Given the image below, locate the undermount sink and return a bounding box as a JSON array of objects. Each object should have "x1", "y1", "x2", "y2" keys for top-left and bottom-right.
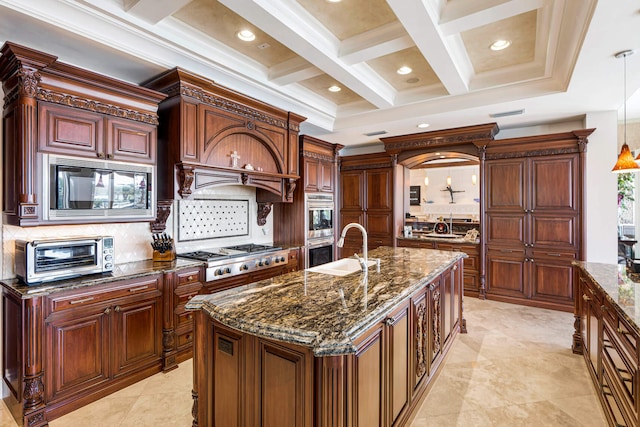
[{"x1": 307, "y1": 258, "x2": 378, "y2": 276}]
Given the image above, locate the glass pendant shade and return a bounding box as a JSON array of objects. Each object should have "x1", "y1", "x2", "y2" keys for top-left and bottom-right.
[{"x1": 612, "y1": 143, "x2": 639, "y2": 173}]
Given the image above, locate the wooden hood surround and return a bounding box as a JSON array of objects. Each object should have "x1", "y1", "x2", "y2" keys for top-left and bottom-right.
[{"x1": 143, "y1": 69, "x2": 306, "y2": 214}]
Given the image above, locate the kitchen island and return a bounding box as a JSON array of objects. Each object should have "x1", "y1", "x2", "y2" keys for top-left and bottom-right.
[{"x1": 186, "y1": 246, "x2": 465, "y2": 427}]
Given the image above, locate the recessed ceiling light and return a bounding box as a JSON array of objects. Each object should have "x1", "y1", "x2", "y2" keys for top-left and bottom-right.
[
  {"x1": 490, "y1": 39, "x2": 511, "y2": 51},
  {"x1": 435, "y1": 152, "x2": 441, "y2": 156},
  {"x1": 327, "y1": 0, "x2": 342, "y2": 2},
  {"x1": 397, "y1": 66, "x2": 412, "y2": 75},
  {"x1": 237, "y1": 30, "x2": 256, "y2": 42},
  {"x1": 417, "y1": 123, "x2": 430, "y2": 129},
  {"x1": 328, "y1": 85, "x2": 341, "y2": 92},
  {"x1": 440, "y1": 155, "x2": 446, "y2": 159}
]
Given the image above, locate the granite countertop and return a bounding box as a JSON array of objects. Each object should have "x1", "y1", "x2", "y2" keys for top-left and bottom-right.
[
  {"x1": 397, "y1": 235, "x2": 480, "y2": 245},
  {"x1": 186, "y1": 246, "x2": 465, "y2": 356},
  {"x1": 574, "y1": 261, "x2": 640, "y2": 335},
  {"x1": 1, "y1": 258, "x2": 204, "y2": 299}
]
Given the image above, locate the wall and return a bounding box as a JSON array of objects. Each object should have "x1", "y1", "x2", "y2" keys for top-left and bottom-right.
[
  {"x1": 409, "y1": 166, "x2": 480, "y2": 220},
  {"x1": 586, "y1": 111, "x2": 618, "y2": 263}
]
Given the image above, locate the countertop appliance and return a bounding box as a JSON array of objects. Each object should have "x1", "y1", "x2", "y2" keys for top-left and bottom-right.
[
  {"x1": 178, "y1": 244, "x2": 290, "y2": 282},
  {"x1": 15, "y1": 236, "x2": 114, "y2": 285}
]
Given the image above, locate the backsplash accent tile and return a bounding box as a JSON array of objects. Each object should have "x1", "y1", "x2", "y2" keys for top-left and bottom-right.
[{"x1": 178, "y1": 199, "x2": 249, "y2": 241}]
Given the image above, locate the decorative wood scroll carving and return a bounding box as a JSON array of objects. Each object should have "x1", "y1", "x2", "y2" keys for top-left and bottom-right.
[
  {"x1": 432, "y1": 290, "x2": 441, "y2": 355},
  {"x1": 150, "y1": 200, "x2": 173, "y2": 233},
  {"x1": 286, "y1": 178, "x2": 297, "y2": 201},
  {"x1": 257, "y1": 202, "x2": 273, "y2": 226},
  {"x1": 415, "y1": 301, "x2": 427, "y2": 379}
]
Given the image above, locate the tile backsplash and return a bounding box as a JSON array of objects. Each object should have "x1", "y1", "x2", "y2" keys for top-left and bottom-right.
[{"x1": 2, "y1": 222, "x2": 153, "y2": 279}]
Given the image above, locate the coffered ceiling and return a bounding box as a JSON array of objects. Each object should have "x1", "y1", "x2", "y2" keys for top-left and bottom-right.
[{"x1": 0, "y1": 0, "x2": 639, "y2": 146}]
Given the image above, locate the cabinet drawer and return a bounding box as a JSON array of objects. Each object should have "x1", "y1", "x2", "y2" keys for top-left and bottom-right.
[
  {"x1": 48, "y1": 275, "x2": 162, "y2": 313},
  {"x1": 602, "y1": 324, "x2": 637, "y2": 424},
  {"x1": 175, "y1": 287, "x2": 201, "y2": 306},
  {"x1": 616, "y1": 315, "x2": 638, "y2": 360},
  {"x1": 175, "y1": 309, "x2": 195, "y2": 328},
  {"x1": 176, "y1": 329, "x2": 194, "y2": 348},
  {"x1": 601, "y1": 366, "x2": 634, "y2": 427},
  {"x1": 176, "y1": 268, "x2": 201, "y2": 287},
  {"x1": 531, "y1": 250, "x2": 576, "y2": 261}
]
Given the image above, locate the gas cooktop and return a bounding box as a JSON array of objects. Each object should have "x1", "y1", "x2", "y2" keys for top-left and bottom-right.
[{"x1": 178, "y1": 244, "x2": 282, "y2": 262}]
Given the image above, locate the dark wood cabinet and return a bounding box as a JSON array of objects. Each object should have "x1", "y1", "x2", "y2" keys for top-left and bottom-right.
[
  {"x1": 38, "y1": 103, "x2": 157, "y2": 163},
  {"x1": 483, "y1": 130, "x2": 593, "y2": 311},
  {"x1": 0, "y1": 42, "x2": 165, "y2": 226},
  {"x1": 42, "y1": 274, "x2": 163, "y2": 420},
  {"x1": 192, "y1": 256, "x2": 464, "y2": 427},
  {"x1": 574, "y1": 269, "x2": 640, "y2": 427},
  {"x1": 339, "y1": 153, "x2": 403, "y2": 258}
]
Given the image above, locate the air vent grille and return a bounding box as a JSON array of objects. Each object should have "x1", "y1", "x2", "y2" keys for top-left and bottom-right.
[
  {"x1": 489, "y1": 109, "x2": 525, "y2": 118},
  {"x1": 364, "y1": 130, "x2": 388, "y2": 137}
]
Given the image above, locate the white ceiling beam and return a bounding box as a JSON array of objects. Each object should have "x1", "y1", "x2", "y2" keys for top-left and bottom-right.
[
  {"x1": 124, "y1": 0, "x2": 193, "y2": 25},
  {"x1": 268, "y1": 56, "x2": 323, "y2": 85},
  {"x1": 439, "y1": 0, "x2": 547, "y2": 36},
  {"x1": 339, "y1": 21, "x2": 414, "y2": 65},
  {"x1": 387, "y1": 0, "x2": 470, "y2": 95},
  {"x1": 218, "y1": 0, "x2": 396, "y2": 109}
]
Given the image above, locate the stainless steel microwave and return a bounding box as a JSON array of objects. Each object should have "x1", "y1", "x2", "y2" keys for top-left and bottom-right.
[
  {"x1": 15, "y1": 236, "x2": 114, "y2": 285},
  {"x1": 41, "y1": 153, "x2": 156, "y2": 222}
]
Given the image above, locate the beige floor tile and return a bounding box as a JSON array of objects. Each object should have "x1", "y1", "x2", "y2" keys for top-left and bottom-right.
[
  {"x1": 119, "y1": 391, "x2": 193, "y2": 427},
  {"x1": 48, "y1": 396, "x2": 137, "y2": 427}
]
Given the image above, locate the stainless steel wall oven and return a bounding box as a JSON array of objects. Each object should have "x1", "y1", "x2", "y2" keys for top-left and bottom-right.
[{"x1": 305, "y1": 194, "x2": 335, "y2": 268}]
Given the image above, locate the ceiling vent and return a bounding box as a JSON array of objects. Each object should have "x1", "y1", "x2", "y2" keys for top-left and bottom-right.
[
  {"x1": 364, "y1": 130, "x2": 388, "y2": 136},
  {"x1": 489, "y1": 109, "x2": 525, "y2": 118}
]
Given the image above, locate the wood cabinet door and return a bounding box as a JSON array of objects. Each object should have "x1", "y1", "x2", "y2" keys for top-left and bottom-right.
[
  {"x1": 107, "y1": 118, "x2": 156, "y2": 164},
  {"x1": 485, "y1": 250, "x2": 527, "y2": 299},
  {"x1": 320, "y1": 160, "x2": 334, "y2": 192},
  {"x1": 304, "y1": 157, "x2": 319, "y2": 192},
  {"x1": 352, "y1": 322, "x2": 385, "y2": 427},
  {"x1": 529, "y1": 257, "x2": 574, "y2": 307},
  {"x1": 341, "y1": 171, "x2": 364, "y2": 210},
  {"x1": 366, "y1": 169, "x2": 392, "y2": 210},
  {"x1": 485, "y1": 212, "x2": 526, "y2": 247},
  {"x1": 256, "y1": 339, "x2": 313, "y2": 427},
  {"x1": 530, "y1": 155, "x2": 578, "y2": 212},
  {"x1": 38, "y1": 102, "x2": 104, "y2": 157},
  {"x1": 485, "y1": 159, "x2": 526, "y2": 212},
  {"x1": 45, "y1": 306, "x2": 110, "y2": 403},
  {"x1": 111, "y1": 295, "x2": 162, "y2": 378},
  {"x1": 530, "y1": 214, "x2": 579, "y2": 250},
  {"x1": 386, "y1": 301, "x2": 411, "y2": 426}
]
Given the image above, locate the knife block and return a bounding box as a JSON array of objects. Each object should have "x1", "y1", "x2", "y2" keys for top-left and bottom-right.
[{"x1": 153, "y1": 247, "x2": 176, "y2": 262}]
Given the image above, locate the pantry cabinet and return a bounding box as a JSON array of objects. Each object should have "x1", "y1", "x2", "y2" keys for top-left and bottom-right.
[
  {"x1": 484, "y1": 130, "x2": 593, "y2": 311},
  {"x1": 339, "y1": 153, "x2": 404, "y2": 258}
]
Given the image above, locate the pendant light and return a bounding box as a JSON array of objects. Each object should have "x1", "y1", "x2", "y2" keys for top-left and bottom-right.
[{"x1": 612, "y1": 50, "x2": 638, "y2": 173}]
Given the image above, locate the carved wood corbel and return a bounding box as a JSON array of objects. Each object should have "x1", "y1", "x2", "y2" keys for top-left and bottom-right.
[
  {"x1": 176, "y1": 164, "x2": 194, "y2": 198},
  {"x1": 150, "y1": 200, "x2": 173, "y2": 233},
  {"x1": 286, "y1": 178, "x2": 297, "y2": 201},
  {"x1": 257, "y1": 202, "x2": 273, "y2": 226}
]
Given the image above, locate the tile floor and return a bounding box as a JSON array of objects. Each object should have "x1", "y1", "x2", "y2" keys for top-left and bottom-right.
[{"x1": 0, "y1": 298, "x2": 607, "y2": 426}]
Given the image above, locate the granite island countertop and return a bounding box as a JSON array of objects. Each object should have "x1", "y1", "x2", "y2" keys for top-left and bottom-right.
[
  {"x1": 1, "y1": 258, "x2": 204, "y2": 299},
  {"x1": 186, "y1": 246, "x2": 465, "y2": 356},
  {"x1": 574, "y1": 261, "x2": 640, "y2": 336}
]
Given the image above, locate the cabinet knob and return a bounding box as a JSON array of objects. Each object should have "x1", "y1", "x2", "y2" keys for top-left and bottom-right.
[
  {"x1": 97, "y1": 152, "x2": 105, "y2": 159},
  {"x1": 114, "y1": 305, "x2": 121, "y2": 312},
  {"x1": 601, "y1": 305, "x2": 608, "y2": 311},
  {"x1": 104, "y1": 307, "x2": 111, "y2": 314},
  {"x1": 453, "y1": 265, "x2": 458, "y2": 271},
  {"x1": 106, "y1": 153, "x2": 114, "y2": 159},
  {"x1": 384, "y1": 318, "x2": 394, "y2": 326},
  {"x1": 582, "y1": 295, "x2": 591, "y2": 302},
  {"x1": 188, "y1": 275, "x2": 194, "y2": 281}
]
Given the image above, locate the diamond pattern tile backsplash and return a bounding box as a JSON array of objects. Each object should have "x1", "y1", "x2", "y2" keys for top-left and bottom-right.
[{"x1": 178, "y1": 199, "x2": 249, "y2": 241}]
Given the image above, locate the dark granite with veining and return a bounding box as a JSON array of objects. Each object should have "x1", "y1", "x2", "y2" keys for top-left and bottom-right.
[
  {"x1": 186, "y1": 246, "x2": 465, "y2": 356},
  {"x1": 1, "y1": 258, "x2": 204, "y2": 299},
  {"x1": 574, "y1": 261, "x2": 640, "y2": 336}
]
